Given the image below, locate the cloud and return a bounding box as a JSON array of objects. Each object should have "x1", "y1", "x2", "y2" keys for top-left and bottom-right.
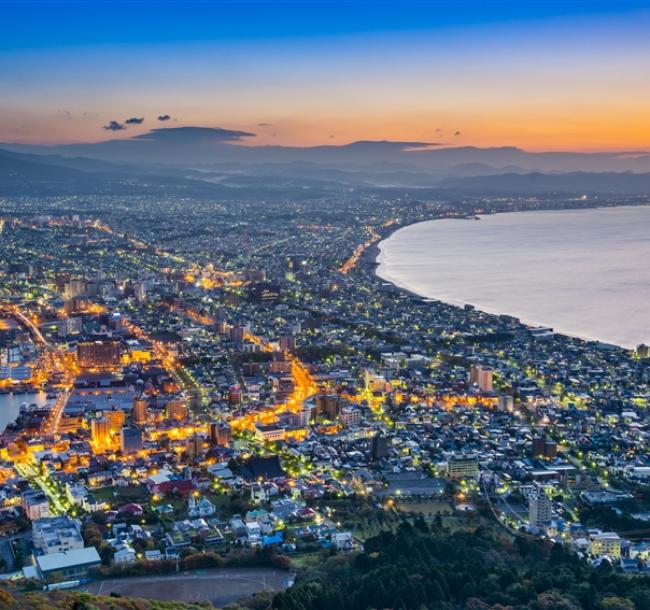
[
  {"x1": 125, "y1": 117, "x2": 144, "y2": 125},
  {"x1": 132, "y1": 126, "x2": 255, "y2": 143},
  {"x1": 103, "y1": 120, "x2": 126, "y2": 131},
  {"x1": 157, "y1": 114, "x2": 171, "y2": 121}
]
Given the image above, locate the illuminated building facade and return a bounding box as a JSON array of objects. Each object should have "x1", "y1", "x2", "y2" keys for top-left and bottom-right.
[{"x1": 77, "y1": 340, "x2": 122, "y2": 369}]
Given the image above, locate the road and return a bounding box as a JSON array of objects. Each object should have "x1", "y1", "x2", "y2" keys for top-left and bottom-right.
[
  {"x1": 14, "y1": 461, "x2": 71, "y2": 515},
  {"x1": 45, "y1": 387, "x2": 71, "y2": 436}
]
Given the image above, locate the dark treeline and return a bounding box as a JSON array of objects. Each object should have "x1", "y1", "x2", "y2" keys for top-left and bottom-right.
[{"x1": 272, "y1": 521, "x2": 650, "y2": 610}]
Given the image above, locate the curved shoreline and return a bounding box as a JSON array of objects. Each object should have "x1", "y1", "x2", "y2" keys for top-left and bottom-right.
[{"x1": 372, "y1": 207, "x2": 650, "y2": 351}]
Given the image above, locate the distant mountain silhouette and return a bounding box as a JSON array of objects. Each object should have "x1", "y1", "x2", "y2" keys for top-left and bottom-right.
[
  {"x1": 4, "y1": 126, "x2": 650, "y2": 173},
  {"x1": 3, "y1": 145, "x2": 650, "y2": 198},
  {"x1": 438, "y1": 171, "x2": 650, "y2": 194}
]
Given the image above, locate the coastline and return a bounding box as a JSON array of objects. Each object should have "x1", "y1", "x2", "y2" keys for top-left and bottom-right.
[{"x1": 370, "y1": 206, "x2": 650, "y2": 351}]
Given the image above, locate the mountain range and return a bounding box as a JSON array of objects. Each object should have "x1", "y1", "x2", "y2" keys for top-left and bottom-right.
[
  {"x1": 2, "y1": 126, "x2": 650, "y2": 197},
  {"x1": 4, "y1": 126, "x2": 650, "y2": 173}
]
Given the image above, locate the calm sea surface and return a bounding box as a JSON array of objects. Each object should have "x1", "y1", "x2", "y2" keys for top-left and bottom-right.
[
  {"x1": 0, "y1": 392, "x2": 51, "y2": 432},
  {"x1": 377, "y1": 205, "x2": 650, "y2": 348}
]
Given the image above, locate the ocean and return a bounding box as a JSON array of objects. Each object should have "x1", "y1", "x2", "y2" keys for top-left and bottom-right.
[{"x1": 376, "y1": 205, "x2": 650, "y2": 348}]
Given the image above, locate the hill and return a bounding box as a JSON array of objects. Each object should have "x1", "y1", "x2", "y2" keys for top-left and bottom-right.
[{"x1": 0, "y1": 586, "x2": 212, "y2": 609}]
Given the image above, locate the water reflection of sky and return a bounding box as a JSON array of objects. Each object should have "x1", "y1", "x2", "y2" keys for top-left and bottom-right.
[
  {"x1": 0, "y1": 392, "x2": 52, "y2": 432},
  {"x1": 378, "y1": 205, "x2": 650, "y2": 348}
]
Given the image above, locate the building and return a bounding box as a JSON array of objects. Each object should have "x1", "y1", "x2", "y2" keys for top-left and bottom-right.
[
  {"x1": 105, "y1": 408, "x2": 125, "y2": 433},
  {"x1": 340, "y1": 406, "x2": 361, "y2": 427},
  {"x1": 281, "y1": 406, "x2": 313, "y2": 427},
  {"x1": 447, "y1": 455, "x2": 479, "y2": 481},
  {"x1": 91, "y1": 416, "x2": 111, "y2": 450},
  {"x1": 528, "y1": 492, "x2": 552, "y2": 528},
  {"x1": 120, "y1": 426, "x2": 143, "y2": 454},
  {"x1": 22, "y1": 490, "x2": 51, "y2": 521},
  {"x1": 77, "y1": 340, "x2": 122, "y2": 369},
  {"x1": 590, "y1": 532, "x2": 622, "y2": 558},
  {"x1": 65, "y1": 482, "x2": 87, "y2": 507},
  {"x1": 254, "y1": 424, "x2": 286, "y2": 443},
  {"x1": 636, "y1": 344, "x2": 650, "y2": 359},
  {"x1": 32, "y1": 516, "x2": 84, "y2": 555},
  {"x1": 532, "y1": 436, "x2": 558, "y2": 460},
  {"x1": 279, "y1": 334, "x2": 296, "y2": 352},
  {"x1": 315, "y1": 394, "x2": 341, "y2": 420},
  {"x1": 186, "y1": 434, "x2": 204, "y2": 459},
  {"x1": 209, "y1": 422, "x2": 232, "y2": 447},
  {"x1": 248, "y1": 282, "x2": 281, "y2": 303},
  {"x1": 63, "y1": 279, "x2": 86, "y2": 299},
  {"x1": 132, "y1": 397, "x2": 148, "y2": 424},
  {"x1": 133, "y1": 282, "x2": 147, "y2": 302},
  {"x1": 497, "y1": 395, "x2": 514, "y2": 412},
  {"x1": 371, "y1": 434, "x2": 390, "y2": 461},
  {"x1": 167, "y1": 399, "x2": 188, "y2": 422},
  {"x1": 332, "y1": 531, "x2": 354, "y2": 551},
  {"x1": 470, "y1": 364, "x2": 493, "y2": 393},
  {"x1": 188, "y1": 494, "x2": 216, "y2": 518},
  {"x1": 35, "y1": 547, "x2": 101, "y2": 582}
]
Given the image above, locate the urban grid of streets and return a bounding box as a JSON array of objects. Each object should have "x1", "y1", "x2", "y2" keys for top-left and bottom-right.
[{"x1": 0, "y1": 191, "x2": 650, "y2": 579}]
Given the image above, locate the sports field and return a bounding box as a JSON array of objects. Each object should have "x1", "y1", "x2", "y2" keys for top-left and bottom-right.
[{"x1": 84, "y1": 567, "x2": 292, "y2": 606}]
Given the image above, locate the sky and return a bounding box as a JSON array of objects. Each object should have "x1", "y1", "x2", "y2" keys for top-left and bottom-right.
[{"x1": 1, "y1": 0, "x2": 650, "y2": 151}]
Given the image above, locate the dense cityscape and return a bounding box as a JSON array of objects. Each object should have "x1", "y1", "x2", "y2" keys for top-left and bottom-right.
[
  {"x1": 0, "y1": 188, "x2": 648, "y2": 609},
  {"x1": 3, "y1": 1, "x2": 650, "y2": 608}
]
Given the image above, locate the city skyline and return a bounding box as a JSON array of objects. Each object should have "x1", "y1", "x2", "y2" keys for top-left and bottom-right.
[
  {"x1": 2, "y1": 0, "x2": 650, "y2": 151},
  {"x1": 4, "y1": 3, "x2": 650, "y2": 608}
]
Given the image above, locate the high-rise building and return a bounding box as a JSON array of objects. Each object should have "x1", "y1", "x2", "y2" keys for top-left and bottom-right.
[
  {"x1": 77, "y1": 340, "x2": 122, "y2": 369},
  {"x1": 470, "y1": 364, "x2": 493, "y2": 393},
  {"x1": 133, "y1": 282, "x2": 146, "y2": 302},
  {"x1": 497, "y1": 395, "x2": 514, "y2": 412},
  {"x1": 279, "y1": 334, "x2": 296, "y2": 353},
  {"x1": 315, "y1": 394, "x2": 340, "y2": 420},
  {"x1": 228, "y1": 325, "x2": 248, "y2": 344},
  {"x1": 132, "y1": 398, "x2": 148, "y2": 424},
  {"x1": 532, "y1": 436, "x2": 557, "y2": 460},
  {"x1": 209, "y1": 422, "x2": 232, "y2": 447},
  {"x1": 371, "y1": 434, "x2": 390, "y2": 461},
  {"x1": 340, "y1": 406, "x2": 361, "y2": 427},
  {"x1": 64, "y1": 279, "x2": 86, "y2": 299},
  {"x1": 186, "y1": 434, "x2": 204, "y2": 459},
  {"x1": 529, "y1": 492, "x2": 552, "y2": 528},
  {"x1": 120, "y1": 426, "x2": 143, "y2": 454},
  {"x1": 105, "y1": 409, "x2": 125, "y2": 433},
  {"x1": 167, "y1": 399, "x2": 188, "y2": 422},
  {"x1": 532, "y1": 436, "x2": 546, "y2": 458},
  {"x1": 91, "y1": 417, "x2": 110, "y2": 450}
]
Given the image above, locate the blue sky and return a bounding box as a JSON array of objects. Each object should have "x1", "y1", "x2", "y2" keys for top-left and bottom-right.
[
  {"x1": 2, "y1": 1, "x2": 650, "y2": 149},
  {"x1": 3, "y1": 1, "x2": 648, "y2": 49}
]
